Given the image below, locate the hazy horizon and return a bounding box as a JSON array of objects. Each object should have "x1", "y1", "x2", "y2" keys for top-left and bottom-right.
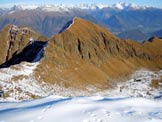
[{"x1": 0, "y1": 0, "x2": 162, "y2": 8}]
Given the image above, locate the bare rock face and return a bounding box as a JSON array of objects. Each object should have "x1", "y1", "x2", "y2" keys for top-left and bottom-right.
[
  {"x1": 35, "y1": 18, "x2": 162, "y2": 90},
  {"x1": 0, "y1": 24, "x2": 47, "y2": 67}
]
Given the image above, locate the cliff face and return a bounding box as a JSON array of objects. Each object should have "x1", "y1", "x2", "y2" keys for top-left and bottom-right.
[
  {"x1": 0, "y1": 25, "x2": 47, "y2": 67},
  {"x1": 35, "y1": 18, "x2": 162, "y2": 90}
]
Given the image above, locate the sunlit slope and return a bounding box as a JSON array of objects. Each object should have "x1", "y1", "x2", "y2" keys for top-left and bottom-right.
[{"x1": 35, "y1": 18, "x2": 162, "y2": 90}]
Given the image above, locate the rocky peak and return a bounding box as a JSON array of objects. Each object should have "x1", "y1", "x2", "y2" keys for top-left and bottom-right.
[
  {"x1": 34, "y1": 18, "x2": 162, "y2": 90},
  {"x1": 0, "y1": 24, "x2": 47, "y2": 67},
  {"x1": 51, "y1": 18, "x2": 156, "y2": 62},
  {"x1": 52, "y1": 17, "x2": 122, "y2": 62}
]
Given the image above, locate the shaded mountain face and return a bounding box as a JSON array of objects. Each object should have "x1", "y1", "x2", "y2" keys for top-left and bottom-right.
[
  {"x1": 35, "y1": 18, "x2": 162, "y2": 90},
  {"x1": 0, "y1": 24, "x2": 47, "y2": 67}
]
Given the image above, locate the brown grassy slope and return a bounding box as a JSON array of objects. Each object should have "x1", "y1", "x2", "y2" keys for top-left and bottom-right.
[
  {"x1": 143, "y1": 37, "x2": 162, "y2": 57},
  {"x1": 35, "y1": 18, "x2": 162, "y2": 90},
  {"x1": 0, "y1": 24, "x2": 47, "y2": 65},
  {"x1": 0, "y1": 25, "x2": 9, "y2": 64}
]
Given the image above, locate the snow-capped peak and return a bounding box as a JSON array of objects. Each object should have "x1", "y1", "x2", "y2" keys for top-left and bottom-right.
[
  {"x1": 112, "y1": 2, "x2": 139, "y2": 10},
  {"x1": 0, "y1": 3, "x2": 153, "y2": 12},
  {"x1": 7, "y1": 4, "x2": 101, "y2": 12},
  {"x1": 11, "y1": 5, "x2": 38, "y2": 10},
  {"x1": 114, "y1": 2, "x2": 124, "y2": 9}
]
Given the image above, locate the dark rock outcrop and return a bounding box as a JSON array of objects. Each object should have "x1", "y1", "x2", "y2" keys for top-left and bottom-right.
[{"x1": 0, "y1": 41, "x2": 48, "y2": 68}]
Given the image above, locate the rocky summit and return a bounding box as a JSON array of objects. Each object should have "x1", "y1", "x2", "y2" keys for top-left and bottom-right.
[{"x1": 0, "y1": 24, "x2": 47, "y2": 68}]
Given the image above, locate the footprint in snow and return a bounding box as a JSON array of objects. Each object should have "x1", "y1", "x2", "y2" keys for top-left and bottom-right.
[
  {"x1": 41, "y1": 105, "x2": 52, "y2": 113},
  {"x1": 152, "y1": 112, "x2": 162, "y2": 119},
  {"x1": 91, "y1": 117, "x2": 103, "y2": 122},
  {"x1": 121, "y1": 110, "x2": 136, "y2": 116},
  {"x1": 103, "y1": 110, "x2": 110, "y2": 117},
  {"x1": 148, "y1": 117, "x2": 154, "y2": 120}
]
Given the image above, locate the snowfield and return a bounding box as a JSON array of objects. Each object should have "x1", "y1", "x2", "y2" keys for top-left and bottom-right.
[{"x1": 0, "y1": 96, "x2": 162, "y2": 122}]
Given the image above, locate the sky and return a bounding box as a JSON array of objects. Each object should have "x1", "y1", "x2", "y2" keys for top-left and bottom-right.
[{"x1": 0, "y1": 0, "x2": 162, "y2": 8}]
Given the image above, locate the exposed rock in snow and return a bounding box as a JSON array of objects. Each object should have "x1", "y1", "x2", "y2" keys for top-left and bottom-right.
[{"x1": 98, "y1": 69, "x2": 162, "y2": 99}]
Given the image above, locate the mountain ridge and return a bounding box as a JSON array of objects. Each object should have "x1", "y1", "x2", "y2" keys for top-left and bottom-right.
[{"x1": 33, "y1": 18, "x2": 162, "y2": 90}]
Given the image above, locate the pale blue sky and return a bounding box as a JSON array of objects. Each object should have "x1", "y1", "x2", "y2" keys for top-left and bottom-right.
[{"x1": 0, "y1": 0, "x2": 162, "y2": 8}]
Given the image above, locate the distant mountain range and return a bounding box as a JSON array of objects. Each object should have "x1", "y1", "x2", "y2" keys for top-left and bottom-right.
[
  {"x1": 0, "y1": 2, "x2": 147, "y2": 12},
  {"x1": 118, "y1": 29, "x2": 147, "y2": 42},
  {"x1": 0, "y1": 2, "x2": 162, "y2": 41},
  {"x1": 153, "y1": 29, "x2": 162, "y2": 37}
]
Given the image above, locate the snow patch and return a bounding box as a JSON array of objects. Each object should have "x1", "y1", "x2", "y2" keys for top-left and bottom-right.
[
  {"x1": 66, "y1": 17, "x2": 76, "y2": 30},
  {"x1": 59, "y1": 17, "x2": 77, "y2": 33},
  {"x1": 97, "y1": 69, "x2": 162, "y2": 99}
]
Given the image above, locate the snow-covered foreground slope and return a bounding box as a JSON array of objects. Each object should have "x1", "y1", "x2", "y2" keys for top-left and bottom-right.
[{"x1": 0, "y1": 96, "x2": 162, "y2": 122}]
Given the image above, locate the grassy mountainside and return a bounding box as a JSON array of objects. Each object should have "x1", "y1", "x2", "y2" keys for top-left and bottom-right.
[{"x1": 35, "y1": 18, "x2": 162, "y2": 90}]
